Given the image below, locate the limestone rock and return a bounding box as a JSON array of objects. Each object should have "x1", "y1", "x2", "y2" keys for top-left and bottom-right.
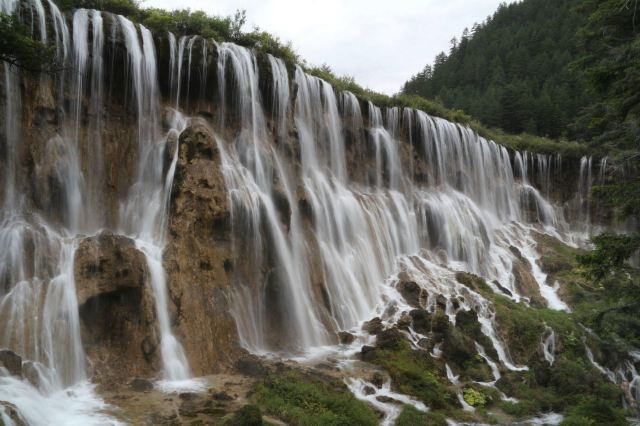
[
  {"x1": 74, "y1": 232, "x2": 159, "y2": 386},
  {"x1": 0, "y1": 401, "x2": 27, "y2": 426},
  {"x1": 362, "y1": 317, "x2": 384, "y2": 335},
  {"x1": 130, "y1": 378, "x2": 154, "y2": 392},
  {"x1": 396, "y1": 278, "x2": 425, "y2": 308},
  {"x1": 0, "y1": 350, "x2": 21, "y2": 377},
  {"x1": 164, "y1": 120, "x2": 241, "y2": 375},
  {"x1": 338, "y1": 331, "x2": 356, "y2": 345},
  {"x1": 74, "y1": 232, "x2": 147, "y2": 306},
  {"x1": 511, "y1": 254, "x2": 545, "y2": 307}
]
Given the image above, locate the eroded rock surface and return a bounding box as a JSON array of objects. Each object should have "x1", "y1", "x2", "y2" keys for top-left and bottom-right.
[{"x1": 74, "y1": 232, "x2": 159, "y2": 386}]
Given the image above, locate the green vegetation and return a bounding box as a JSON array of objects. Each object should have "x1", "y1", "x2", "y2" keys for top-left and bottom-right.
[
  {"x1": 250, "y1": 370, "x2": 378, "y2": 426},
  {"x1": 403, "y1": 0, "x2": 589, "y2": 139},
  {"x1": 225, "y1": 404, "x2": 264, "y2": 426},
  {"x1": 462, "y1": 387, "x2": 486, "y2": 408},
  {"x1": 369, "y1": 340, "x2": 455, "y2": 410},
  {"x1": 396, "y1": 405, "x2": 447, "y2": 426},
  {"x1": 0, "y1": 12, "x2": 56, "y2": 72}
]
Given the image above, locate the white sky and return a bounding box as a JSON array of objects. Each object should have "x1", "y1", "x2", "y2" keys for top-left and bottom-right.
[{"x1": 146, "y1": 0, "x2": 515, "y2": 94}]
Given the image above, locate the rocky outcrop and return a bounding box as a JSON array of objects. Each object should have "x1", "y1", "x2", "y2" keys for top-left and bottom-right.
[
  {"x1": 509, "y1": 246, "x2": 545, "y2": 307},
  {"x1": 0, "y1": 350, "x2": 22, "y2": 377},
  {"x1": 165, "y1": 119, "x2": 242, "y2": 375},
  {"x1": 74, "y1": 232, "x2": 159, "y2": 386}
]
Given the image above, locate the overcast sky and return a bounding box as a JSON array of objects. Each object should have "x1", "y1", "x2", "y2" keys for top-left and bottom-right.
[{"x1": 146, "y1": 0, "x2": 515, "y2": 94}]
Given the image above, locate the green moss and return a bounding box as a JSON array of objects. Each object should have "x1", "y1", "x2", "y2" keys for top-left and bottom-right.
[
  {"x1": 396, "y1": 405, "x2": 447, "y2": 426},
  {"x1": 371, "y1": 341, "x2": 456, "y2": 410},
  {"x1": 463, "y1": 387, "x2": 487, "y2": 408},
  {"x1": 225, "y1": 404, "x2": 263, "y2": 426},
  {"x1": 251, "y1": 370, "x2": 378, "y2": 426}
]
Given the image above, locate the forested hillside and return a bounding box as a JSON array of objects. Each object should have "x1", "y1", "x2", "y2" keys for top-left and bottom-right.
[{"x1": 403, "y1": 0, "x2": 590, "y2": 139}]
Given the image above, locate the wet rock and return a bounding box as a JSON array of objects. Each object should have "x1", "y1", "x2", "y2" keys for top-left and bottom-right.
[
  {"x1": 512, "y1": 256, "x2": 545, "y2": 307},
  {"x1": 370, "y1": 372, "x2": 385, "y2": 388},
  {"x1": 409, "y1": 309, "x2": 431, "y2": 334},
  {"x1": 362, "y1": 317, "x2": 384, "y2": 335},
  {"x1": 75, "y1": 232, "x2": 159, "y2": 386},
  {"x1": 22, "y1": 361, "x2": 42, "y2": 388},
  {"x1": 455, "y1": 272, "x2": 490, "y2": 293},
  {"x1": 130, "y1": 378, "x2": 153, "y2": 392},
  {"x1": 397, "y1": 313, "x2": 413, "y2": 330},
  {"x1": 435, "y1": 294, "x2": 448, "y2": 312},
  {"x1": 376, "y1": 395, "x2": 400, "y2": 404},
  {"x1": 235, "y1": 354, "x2": 267, "y2": 377},
  {"x1": 212, "y1": 391, "x2": 234, "y2": 401},
  {"x1": 164, "y1": 121, "x2": 242, "y2": 375},
  {"x1": 338, "y1": 331, "x2": 356, "y2": 345},
  {"x1": 396, "y1": 279, "x2": 425, "y2": 308},
  {"x1": 74, "y1": 232, "x2": 147, "y2": 306},
  {"x1": 363, "y1": 385, "x2": 376, "y2": 395},
  {"x1": 178, "y1": 397, "x2": 215, "y2": 418},
  {"x1": 492, "y1": 280, "x2": 513, "y2": 297},
  {"x1": 376, "y1": 328, "x2": 404, "y2": 350},
  {"x1": 360, "y1": 345, "x2": 376, "y2": 362},
  {"x1": 0, "y1": 350, "x2": 22, "y2": 377},
  {"x1": 0, "y1": 401, "x2": 27, "y2": 426}
]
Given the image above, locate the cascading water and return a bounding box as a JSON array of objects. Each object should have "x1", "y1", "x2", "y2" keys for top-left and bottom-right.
[
  {"x1": 0, "y1": 2, "x2": 628, "y2": 423},
  {"x1": 0, "y1": 4, "x2": 192, "y2": 423}
]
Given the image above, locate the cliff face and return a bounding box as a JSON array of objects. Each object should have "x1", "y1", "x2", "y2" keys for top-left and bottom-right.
[{"x1": 2, "y1": 7, "x2": 627, "y2": 422}]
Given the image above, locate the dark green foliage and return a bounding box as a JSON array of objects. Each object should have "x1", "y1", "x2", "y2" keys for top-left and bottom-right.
[
  {"x1": 561, "y1": 396, "x2": 628, "y2": 425},
  {"x1": 370, "y1": 341, "x2": 456, "y2": 410},
  {"x1": 396, "y1": 405, "x2": 447, "y2": 426},
  {"x1": 572, "y1": 0, "x2": 640, "y2": 152},
  {"x1": 226, "y1": 404, "x2": 264, "y2": 426},
  {"x1": 403, "y1": 0, "x2": 591, "y2": 139},
  {"x1": 0, "y1": 12, "x2": 56, "y2": 72},
  {"x1": 579, "y1": 233, "x2": 640, "y2": 280},
  {"x1": 251, "y1": 370, "x2": 378, "y2": 426}
]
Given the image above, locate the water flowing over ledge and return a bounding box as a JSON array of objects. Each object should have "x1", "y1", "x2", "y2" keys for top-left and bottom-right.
[{"x1": 0, "y1": 1, "x2": 628, "y2": 424}]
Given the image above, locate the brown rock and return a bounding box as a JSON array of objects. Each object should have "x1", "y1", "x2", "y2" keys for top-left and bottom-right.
[
  {"x1": 74, "y1": 232, "x2": 159, "y2": 386},
  {"x1": 0, "y1": 350, "x2": 22, "y2": 377},
  {"x1": 512, "y1": 256, "x2": 545, "y2": 307},
  {"x1": 0, "y1": 401, "x2": 27, "y2": 426},
  {"x1": 130, "y1": 378, "x2": 154, "y2": 392},
  {"x1": 362, "y1": 317, "x2": 384, "y2": 335},
  {"x1": 396, "y1": 279, "x2": 425, "y2": 308},
  {"x1": 338, "y1": 331, "x2": 356, "y2": 345}
]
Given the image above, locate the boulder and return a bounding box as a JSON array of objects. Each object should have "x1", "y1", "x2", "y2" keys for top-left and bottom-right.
[
  {"x1": 74, "y1": 232, "x2": 147, "y2": 306},
  {"x1": 362, "y1": 317, "x2": 384, "y2": 335},
  {"x1": 130, "y1": 378, "x2": 154, "y2": 392},
  {"x1": 409, "y1": 309, "x2": 431, "y2": 334},
  {"x1": 511, "y1": 256, "x2": 545, "y2": 307},
  {"x1": 360, "y1": 345, "x2": 376, "y2": 362},
  {"x1": 0, "y1": 350, "x2": 22, "y2": 377},
  {"x1": 376, "y1": 328, "x2": 404, "y2": 350},
  {"x1": 338, "y1": 331, "x2": 356, "y2": 345},
  {"x1": 396, "y1": 279, "x2": 425, "y2": 308},
  {"x1": 74, "y1": 232, "x2": 159, "y2": 387},
  {"x1": 235, "y1": 354, "x2": 267, "y2": 377}
]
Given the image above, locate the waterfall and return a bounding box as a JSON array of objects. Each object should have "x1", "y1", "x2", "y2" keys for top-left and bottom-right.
[
  {"x1": 0, "y1": 6, "x2": 192, "y2": 422},
  {"x1": 267, "y1": 54, "x2": 289, "y2": 142},
  {"x1": 0, "y1": 2, "x2": 616, "y2": 422}
]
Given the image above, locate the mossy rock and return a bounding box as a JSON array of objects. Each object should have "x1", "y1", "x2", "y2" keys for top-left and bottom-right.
[
  {"x1": 251, "y1": 369, "x2": 378, "y2": 426},
  {"x1": 225, "y1": 405, "x2": 263, "y2": 426}
]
